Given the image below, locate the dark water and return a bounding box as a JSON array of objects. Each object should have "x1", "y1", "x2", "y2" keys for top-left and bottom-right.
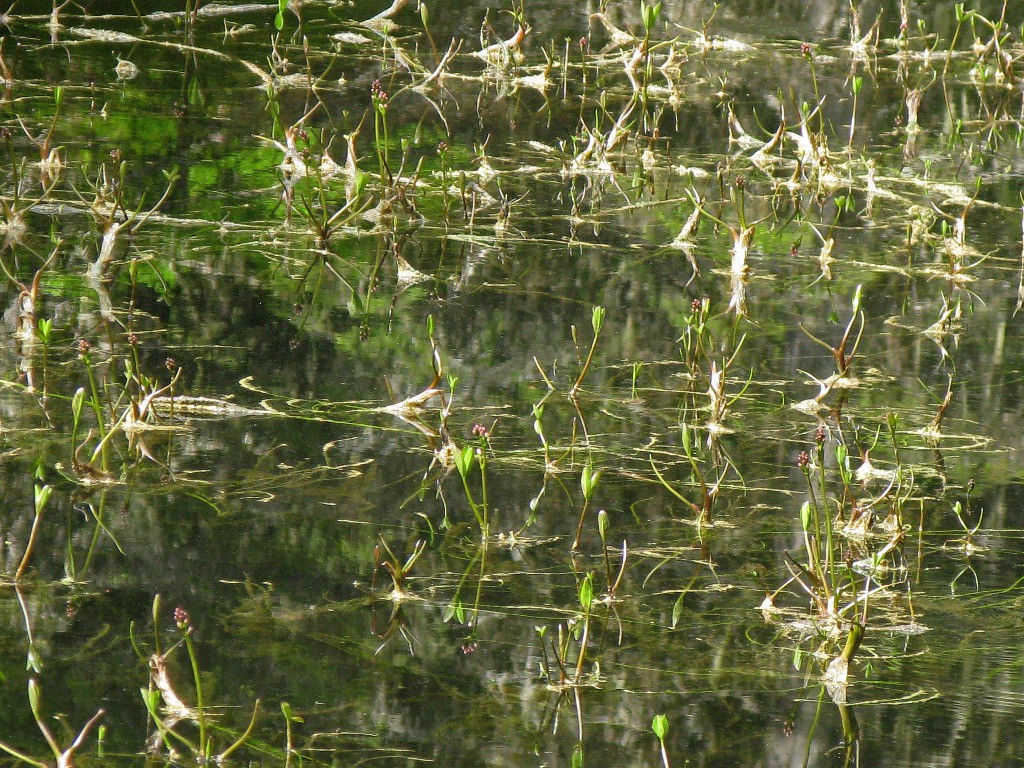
[{"x1": 0, "y1": 0, "x2": 1023, "y2": 766}]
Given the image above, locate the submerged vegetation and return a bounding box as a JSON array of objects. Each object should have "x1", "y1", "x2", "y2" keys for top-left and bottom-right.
[{"x1": 0, "y1": 0, "x2": 1023, "y2": 765}]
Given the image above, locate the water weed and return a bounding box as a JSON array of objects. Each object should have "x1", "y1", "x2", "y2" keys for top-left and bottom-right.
[{"x1": 0, "y1": 2, "x2": 1018, "y2": 766}]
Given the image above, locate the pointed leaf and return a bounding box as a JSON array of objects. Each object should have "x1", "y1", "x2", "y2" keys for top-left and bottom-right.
[
  {"x1": 671, "y1": 591, "x2": 686, "y2": 628},
  {"x1": 652, "y1": 713, "x2": 668, "y2": 741},
  {"x1": 454, "y1": 445, "x2": 474, "y2": 479},
  {"x1": 578, "y1": 573, "x2": 593, "y2": 611},
  {"x1": 800, "y1": 501, "x2": 812, "y2": 532}
]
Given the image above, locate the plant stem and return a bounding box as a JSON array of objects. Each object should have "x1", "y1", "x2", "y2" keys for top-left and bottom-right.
[
  {"x1": 183, "y1": 632, "x2": 208, "y2": 754},
  {"x1": 570, "y1": 326, "x2": 602, "y2": 397}
]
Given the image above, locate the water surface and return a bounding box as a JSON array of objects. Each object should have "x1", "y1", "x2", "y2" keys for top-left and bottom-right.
[{"x1": 0, "y1": 1, "x2": 1023, "y2": 766}]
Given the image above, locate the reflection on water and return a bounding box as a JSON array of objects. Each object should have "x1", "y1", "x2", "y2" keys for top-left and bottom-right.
[{"x1": 0, "y1": 0, "x2": 1022, "y2": 765}]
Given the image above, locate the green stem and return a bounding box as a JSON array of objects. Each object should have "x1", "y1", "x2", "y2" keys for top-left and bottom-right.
[
  {"x1": 801, "y1": 685, "x2": 826, "y2": 768},
  {"x1": 841, "y1": 621, "x2": 865, "y2": 662},
  {"x1": 573, "y1": 605, "x2": 590, "y2": 682},
  {"x1": 570, "y1": 329, "x2": 602, "y2": 397},
  {"x1": 83, "y1": 354, "x2": 109, "y2": 471},
  {"x1": 0, "y1": 740, "x2": 46, "y2": 768},
  {"x1": 458, "y1": 470, "x2": 484, "y2": 532},
  {"x1": 471, "y1": 541, "x2": 487, "y2": 629},
  {"x1": 572, "y1": 500, "x2": 589, "y2": 551},
  {"x1": 817, "y1": 446, "x2": 835, "y2": 591},
  {"x1": 802, "y1": 468, "x2": 824, "y2": 584},
  {"x1": 601, "y1": 538, "x2": 613, "y2": 596},
  {"x1": 478, "y1": 450, "x2": 489, "y2": 539},
  {"x1": 218, "y1": 699, "x2": 260, "y2": 762},
  {"x1": 183, "y1": 633, "x2": 208, "y2": 754},
  {"x1": 15, "y1": 505, "x2": 44, "y2": 581}
]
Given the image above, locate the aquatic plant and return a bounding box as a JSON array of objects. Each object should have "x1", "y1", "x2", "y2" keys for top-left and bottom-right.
[
  {"x1": 74, "y1": 156, "x2": 178, "y2": 280},
  {"x1": 0, "y1": 678, "x2": 104, "y2": 768},
  {"x1": 652, "y1": 713, "x2": 670, "y2": 768},
  {"x1": 453, "y1": 422, "x2": 492, "y2": 541},
  {"x1": 0, "y1": 2, "x2": 1021, "y2": 765},
  {"x1": 13, "y1": 478, "x2": 53, "y2": 581},
  {"x1": 138, "y1": 597, "x2": 261, "y2": 763},
  {"x1": 571, "y1": 458, "x2": 602, "y2": 551},
  {"x1": 596, "y1": 509, "x2": 627, "y2": 600},
  {"x1": 373, "y1": 535, "x2": 426, "y2": 600}
]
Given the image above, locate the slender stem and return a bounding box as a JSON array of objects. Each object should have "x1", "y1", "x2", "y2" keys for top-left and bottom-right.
[
  {"x1": 82, "y1": 354, "x2": 109, "y2": 471},
  {"x1": 570, "y1": 328, "x2": 602, "y2": 397},
  {"x1": 802, "y1": 469, "x2": 824, "y2": 581},
  {"x1": 457, "y1": 470, "x2": 484, "y2": 532},
  {"x1": 219, "y1": 699, "x2": 261, "y2": 761},
  {"x1": 183, "y1": 633, "x2": 207, "y2": 753},
  {"x1": 478, "y1": 449, "x2": 489, "y2": 539},
  {"x1": 15, "y1": 504, "x2": 44, "y2": 581},
  {"x1": 574, "y1": 605, "x2": 590, "y2": 682},
  {"x1": 572, "y1": 499, "x2": 589, "y2": 551},
  {"x1": 471, "y1": 542, "x2": 487, "y2": 630},
  {"x1": 817, "y1": 446, "x2": 835, "y2": 590},
  {"x1": 801, "y1": 686, "x2": 826, "y2": 768},
  {"x1": 0, "y1": 740, "x2": 46, "y2": 768},
  {"x1": 601, "y1": 537, "x2": 613, "y2": 595}
]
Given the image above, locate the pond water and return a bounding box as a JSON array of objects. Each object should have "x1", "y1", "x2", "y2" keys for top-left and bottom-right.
[{"x1": 1, "y1": 0, "x2": 1024, "y2": 765}]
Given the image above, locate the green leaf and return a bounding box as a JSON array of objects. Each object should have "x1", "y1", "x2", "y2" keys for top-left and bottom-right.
[
  {"x1": 671, "y1": 590, "x2": 686, "y2": 628},
  {"x1": 835, "y1": 443, "x2": 848, "y2": 466},
  {"x1": 800, "y1": 501, "x2": 812, "y2": 532},
  {"x1": 33, "y1": 484, "x2": 52, "y2": 515},
  {"x1": 26, "y1": 644, "x2": 42, "y2": 673},
  {"x1": 454, "y1": 445, "x2": 474, "y2": 479},
  {"x1": 71, "y1": 386, "x2": 85, "y2": 421},
  {"x1": 581, "y1": 464, "x2": 601, "y2": 500},
  {"x1": 591, "y1": 305, "x2": 605, "y2": 334},
  {"x1": 597, "y1": 509, "x2": 609, "y2": 541},
  {"x1": 642, "y1": 1, "x2": 661, "y2": 33},
  {"x1": 652, "y1": 713, "x2": 668, "y2": 740},
  {"x1": 836, "y1": 444, "x2": 851, "y2": 483},
  {"x1": 443, "y1": 596, "x2": 466, "y2": 624},
  {"x1": 851, "y1": 284, "x2": 863, "y2": 315},
  {"x1": 354, "y1": 169, "x2": 369, "y2": 197},
  {"x1": 27, "y1": 678, "x2": 42, "y2": 718},
  {"x1": 274, "y1": 10, "x2": 284, "y2": 30},
  {"x1": 571, "y1": 742, "x2": 584, "y2": 768},
  {"x1": 578, "y1": 573, "x2": 593, "y2": 610}
]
